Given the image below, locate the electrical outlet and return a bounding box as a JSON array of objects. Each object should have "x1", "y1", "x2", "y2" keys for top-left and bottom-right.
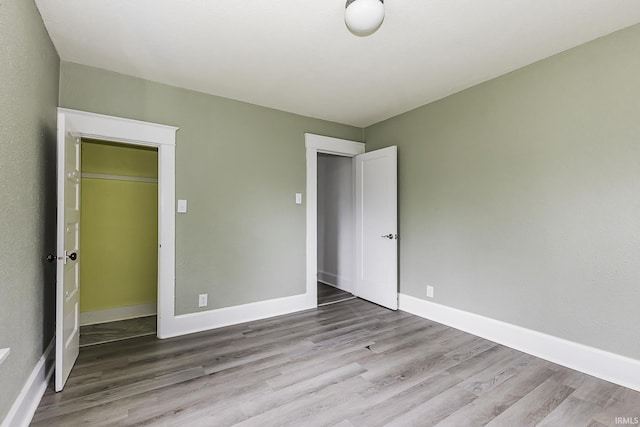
[
  {"x1": 426, "y1": 285, "x2": 434, "y2": 299},
  {"x1": 198, "y1": 293, "x2": 208, "y2": 307}
]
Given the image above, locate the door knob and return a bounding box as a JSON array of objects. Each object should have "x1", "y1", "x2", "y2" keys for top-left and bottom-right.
[
  {"x1": 381, "y1": 234, "x2": 394, "y2": 239},
  {"x1": 46, "y1": 253, "x2": 55, "y2": 263},
  {"x1": 67, "y1": 252, "x2": 77, "y2": 261}
]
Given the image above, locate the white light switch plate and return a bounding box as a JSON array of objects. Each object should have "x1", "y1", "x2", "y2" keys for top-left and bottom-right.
[
  {"x1": 295, "y1": 193, "x2": 303, "y2": 205},
  {"x1": 177, "y1": 199, "x2": 188, "y2": 213}
]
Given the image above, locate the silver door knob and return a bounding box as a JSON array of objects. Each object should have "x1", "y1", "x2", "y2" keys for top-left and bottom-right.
[{"x1": 381, "y1": 234, "x2": 394, "y2": 239}]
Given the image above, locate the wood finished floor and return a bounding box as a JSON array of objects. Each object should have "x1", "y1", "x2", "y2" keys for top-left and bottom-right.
[
  {"x1": 33, "y1": 299, "x2": 640, "y2": 426},
  {"x1": 80, "y1": 316, "x2": 157, "y2": 347},
  {"x1": 317, "y1": 282, "x2": 355, "y2": 306}
]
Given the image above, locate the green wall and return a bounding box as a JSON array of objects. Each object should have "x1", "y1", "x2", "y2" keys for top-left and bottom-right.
[
  {"x1": 365, "y1": 24, "x2": 640, "y2": 360},
  {"x1": 80, "y1": 141, "x2": 158, "y2": 313},
  {"x1": 82, "y1": 139, "x2": 158, "y2": 177},
  {"x1": 59, "y1": 62, "x2": 362, "y2": 315},
  {"x1": 0, "y1": 0, "x2": 59, "y2": 420}
]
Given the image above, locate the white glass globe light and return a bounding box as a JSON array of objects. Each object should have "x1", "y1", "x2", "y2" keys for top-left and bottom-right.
[{"x1": 345, "y1": 0, "x2": 385, "y2": 37}]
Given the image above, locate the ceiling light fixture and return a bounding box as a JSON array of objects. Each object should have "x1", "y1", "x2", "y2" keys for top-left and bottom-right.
[{"x1": 345, "y1": 0, "x2": 384, "y2": 37}]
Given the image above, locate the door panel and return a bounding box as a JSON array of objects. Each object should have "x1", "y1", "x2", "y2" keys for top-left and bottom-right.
[
  {"x1": 355, "y1": 146, "x2": 398, "y2": 310},
  {"x1": 55, "y1": 113, "x2": 81, "y2": 391}
]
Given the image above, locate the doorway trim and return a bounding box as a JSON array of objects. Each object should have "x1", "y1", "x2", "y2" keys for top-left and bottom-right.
[
  {"x1": 59, "y1": 108, "x2": 178, "y2": 339},
  {"x1": 305, "y1": 133, "x2": 365, "y2": 307}
]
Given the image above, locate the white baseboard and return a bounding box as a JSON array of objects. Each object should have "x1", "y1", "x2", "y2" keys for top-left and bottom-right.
[
  {"x1": 159, "y1": 292, "x2": 315, "y2": 339},
  {"x1": 80, "y1": 303, "x2": 157, "y2": 326},
  {"x1": 399, "y1": 293, "x2": 640, "y2": 393},
  {"x1": 1, "y1": 339, "x2": 55, "y2": 427},
  {"x1": 318, "y1": 271, "x2": 353, "y2": 293}
]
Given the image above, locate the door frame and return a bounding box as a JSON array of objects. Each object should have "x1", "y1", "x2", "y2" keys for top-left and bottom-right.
[
  {"x1": 304, "y1": 133, "x2": 365, "y2": 307},
  {"x1": 58, "y1": 108, "x2": 178, "y2": 339}
]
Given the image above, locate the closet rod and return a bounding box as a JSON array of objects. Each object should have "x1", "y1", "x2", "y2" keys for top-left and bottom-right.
[{"x1": 81, "y1": 173, "x2": 158, "y2": 184}]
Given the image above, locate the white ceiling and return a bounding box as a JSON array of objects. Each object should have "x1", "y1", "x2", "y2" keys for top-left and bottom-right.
[{"x1": 35, "y1": 0, "x2": 640, "y2": 127}]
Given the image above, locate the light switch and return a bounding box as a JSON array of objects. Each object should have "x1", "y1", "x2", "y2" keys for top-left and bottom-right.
[
  {"x1": 177, "y1": 199, "x2": 188, "y2": 213},
  {"x1": 295, "y1": 193, "x2": 303, "y2": 205}
]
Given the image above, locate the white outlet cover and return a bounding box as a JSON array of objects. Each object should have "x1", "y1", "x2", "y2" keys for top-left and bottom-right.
[
  {"x1": 295, "y1": 193, "x2": 303, "y2": 205},
  {"x1": 198, "y1": 293, "x2": 208, "y2": 307},
  {"x1": 426, "y1": 286, "x2": 434, "y2": 299}
]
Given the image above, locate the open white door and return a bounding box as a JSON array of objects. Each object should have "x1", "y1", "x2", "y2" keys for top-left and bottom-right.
[
  {"x1": 55, "y1": 112, "x2": 81, "y2": 391},
  {"x1": 355, "y1": 146, "x2": 398, "y2": 310}
]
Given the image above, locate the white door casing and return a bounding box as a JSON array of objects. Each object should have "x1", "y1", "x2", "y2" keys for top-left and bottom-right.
[
  {"x1": 305, "y1": 134, "x2": 365, "y2": 306},
  {"x1": 55, "y1": 108, "x2": 177, "y2": 391},
  {"x1": 354, "y1": 146, "x2": 398, "y2": 310},
  {"x1": 305, "y1": 134, "x2": 398, "y2": 310},
  {"x1": 55, "y1": 117, "x2": 81, "y2": 391}
]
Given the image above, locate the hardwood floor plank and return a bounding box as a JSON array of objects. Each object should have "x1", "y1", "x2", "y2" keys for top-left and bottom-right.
[
  {"x1": 33, "y1": 389, "x2": 151, "y2": 426},
  {"x1": 32, "y1": 298, "x2": 640, "y2": 426},
  {"x1": 383, "y1": 384, "x2": 478, "y2": 427},
  {"x1": 358, "y1": 338, "x2": 495, "y2": 405},
  {"x1": 359, "y1": 328, "x2": 473, "y2": 382},
  {"x1": 317, "y1": 282, "x2": 354, "y2": 305},
  {"x1": 80, "y1": 316, "x2": 156, "y2": 347},
  {"x1": 538, "y1": 396, "x2": 603, "y2": 426},
  {"x1": 436, "y1": 363, "x2": 555, "y2": 426},
  {"x1": 124, "y1": 378, "x2": 261, "y2": 426},
  {"x1": 446, "y1": 344, "x2": 519, "y2": 379},
  {"x1": 266, "y1": 347, "x2": 372, "y2": 390},
  {"x1": 236, "y1": 376, "x2": 369, "y2": 427},
  {"x1": 34, "y1": 366, "x2": 205, "y2": 421},
  {"x1": 570, "y1": 374, "x2": 621, "y2": 407},
  {"x1": 456, "y1": 352, "x2": 538, "y2": 396},
  {"x1": 592, "y1": 387, "x2": 640, "y2": 426},
  {"x1": 350, "y1": 372, "x2": 463, "y2": 426},
  {"x1": 485, "y1": 376, "x2": 575, "y2": 427},
  {"x1": 364, "y1": 317, "x2": 444, "y2": 354},
  {"x1": 241, "y1": 362, "x2": 366, "y2": 419}
]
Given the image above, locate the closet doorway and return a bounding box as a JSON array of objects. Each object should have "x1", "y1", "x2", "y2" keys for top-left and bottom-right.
[{"x1": 78, "y1": 139, "x2": 158, "y2": 346}]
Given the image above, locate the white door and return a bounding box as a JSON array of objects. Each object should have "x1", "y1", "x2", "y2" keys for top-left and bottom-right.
[
  {"x1": 55, "y1": 113, "x2": 81, "y2": 391},
  {"x1": 354, "y1": 146, "x2": 398, "y2": 309}
]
